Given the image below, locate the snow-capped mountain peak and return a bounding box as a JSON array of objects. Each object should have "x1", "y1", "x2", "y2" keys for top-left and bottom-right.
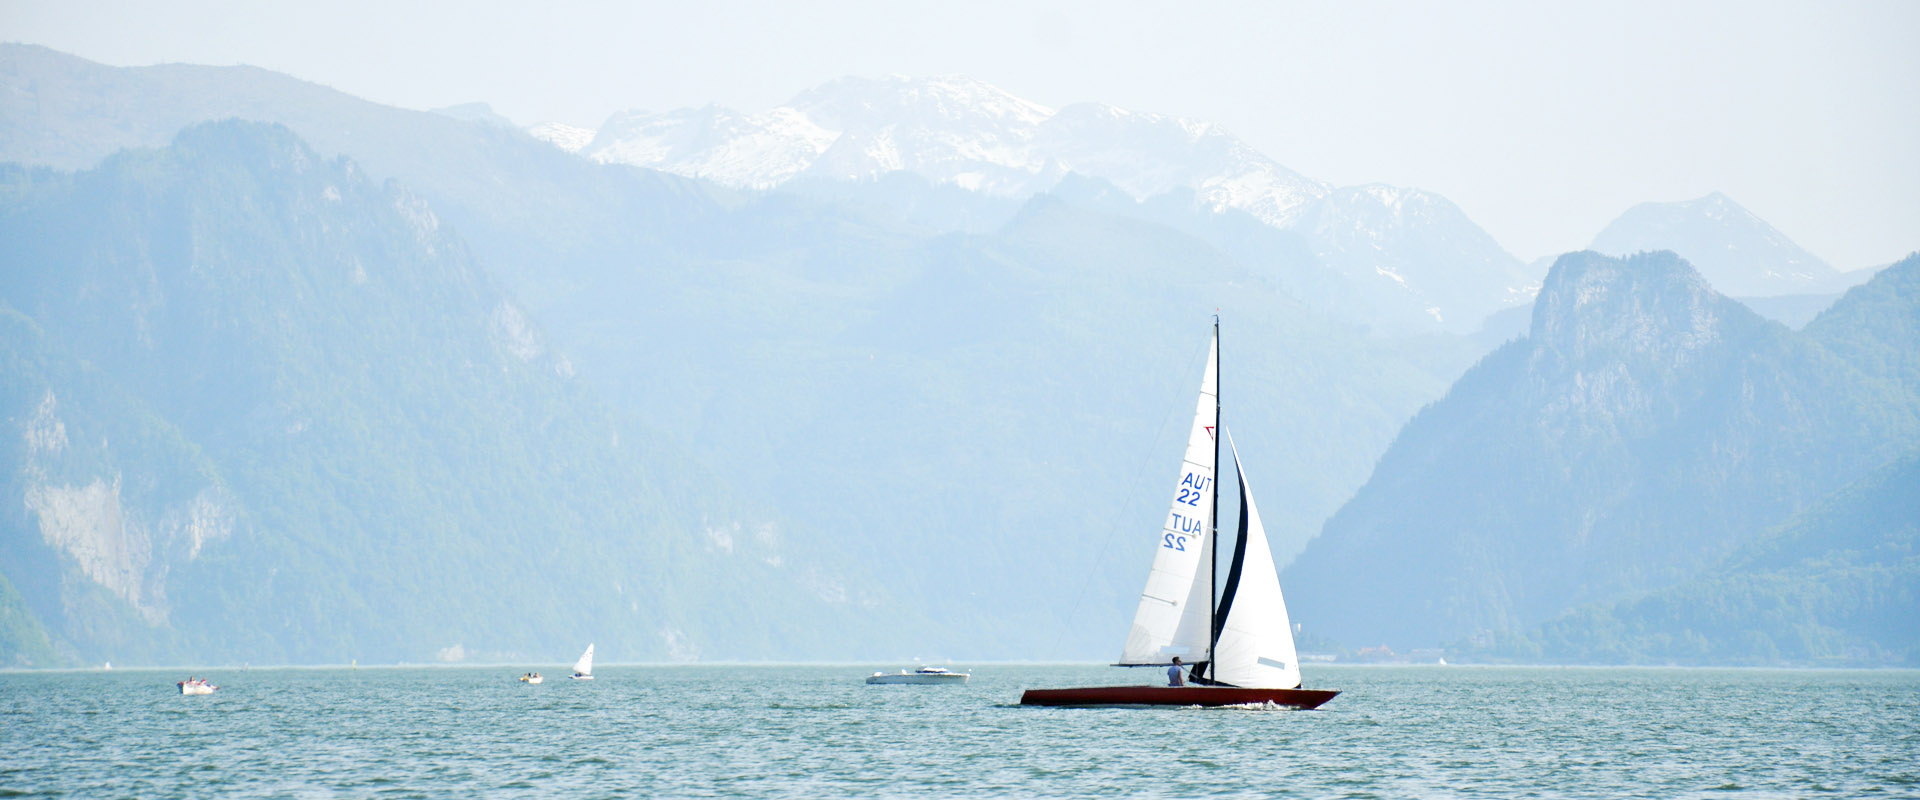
[
  {"x1": 584, "y1": 104, "x2": 836, "y2": 187},
  {"x1": 561, "y1": 74, "x2": 1327, "y2": 225},
  {"x1": 527, "y1": 122, "x2": 596, "y2": 153},
  {"x1": 545, "y1": 74, "x2": 1529, "y2": 332},
  {"x1": 788, "y1": 74, "x2": 1055, "y2": 130}
]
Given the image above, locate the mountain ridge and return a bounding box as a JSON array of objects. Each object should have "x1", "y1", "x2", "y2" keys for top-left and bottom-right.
[
  {"x1": 1590, "y1": 192, "x2": 1848, "y2": 297},
  {"x1": 5, "y1": 43, "x2": 1905, "y2": 667},
  {"x1": 1283, "y1": 250, "x2": 1920, "y2": 652},
  {"x1": 556, "y1": 71, "x2": 1534, "y2": 331},
  {"x1": 1513, "y1": 447, "x2": 1920, "y2": 665},
  {"x1": 0, "y1": 121, "x2": 890, "y2": 666}
]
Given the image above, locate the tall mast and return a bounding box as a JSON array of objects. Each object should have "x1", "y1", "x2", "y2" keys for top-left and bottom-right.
[{"x1": 1208, "y1": 315, "x2": 1221, "y2": 678}]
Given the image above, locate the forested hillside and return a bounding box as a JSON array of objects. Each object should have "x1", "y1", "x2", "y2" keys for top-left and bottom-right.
[
  {"x1": 1512, "y1": 449, "x2": 1920, "y2": 665},
  {"x1": 0, "y1": 122, "x2": 890, "y2": 666},
  {"x1": 1283, "y1": 252, "x2": 1920, "y2": 655}
]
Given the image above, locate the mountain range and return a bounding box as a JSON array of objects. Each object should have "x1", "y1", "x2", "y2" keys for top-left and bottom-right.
[
  {"x1": 535, "y1": 73, "x2": 1539, "y2": 333},
  {"x1": 0, "y1": 47, "x2": 1480, "y2": 665},
  {"x1": 1, "y1": 43, "x2": 1911, "y2": 668},
  {"x1": 1283, "y1": 251, "x2": 1920, "y2": 662},
  {"x1": 555, "y1": 75, "x2": 1327, "y2": 223},
  {"x1": 0, "y1": 122, "x2": 890, "y2": 666}
]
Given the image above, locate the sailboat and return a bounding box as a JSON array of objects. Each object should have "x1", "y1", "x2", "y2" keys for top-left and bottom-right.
[
  {"x1": 570, "y1": 643, "x2": 594, "y2": 680},
  {"x1": 1021, "y1": 321, "x2": 1339, "y2": 709}
]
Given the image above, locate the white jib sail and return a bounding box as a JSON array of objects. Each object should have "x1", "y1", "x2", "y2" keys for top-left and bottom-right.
[
  {"x1": 1120, "y1": 334, "x2": 1218, "y2": 665},
  {"x1": 1210, "y1": 432, "x2": 1303, "y2": 689},
  {"x1": 573, "y1": 644, "x2": 594, "y2": 676}
]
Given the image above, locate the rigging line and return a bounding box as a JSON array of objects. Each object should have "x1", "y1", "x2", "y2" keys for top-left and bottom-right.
[
  {"x1": 1046, "y1": 331, "x2": 1213, "y2": 662},
  {"x1": 1209, "y1": 315, "x2": 1220, "y2": 678}
]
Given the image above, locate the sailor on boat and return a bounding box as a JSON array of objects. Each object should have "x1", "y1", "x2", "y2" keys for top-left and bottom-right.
[
  {"x1": 570, "y1": 644, "x2": 594, "y2": 680},
  {"x1": 1167, "y1": 657, "x2": 1186, "y2": 686}
]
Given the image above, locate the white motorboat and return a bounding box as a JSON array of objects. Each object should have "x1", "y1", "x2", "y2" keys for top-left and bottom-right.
[
  {"x1": 517, "y1": 672, "x2": 544, "y2": 684},
  {"x1": 866, "y1": 666, "x2": 970, "y2": 685},
  {"x1": 177, "y1": 678, "x2": 217, "y2": 695}
]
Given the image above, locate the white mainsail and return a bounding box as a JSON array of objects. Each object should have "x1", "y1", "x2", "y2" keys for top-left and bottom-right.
[
  {"x1": 1119, "y1": 334, "x2": 1218, "y2": 665},
  {"x1": 1209, "y1": 432, "x2": 1303, "y2": 689},
  {"x1": 573, "y1": 643, "x2": 594, "y2": 677}
]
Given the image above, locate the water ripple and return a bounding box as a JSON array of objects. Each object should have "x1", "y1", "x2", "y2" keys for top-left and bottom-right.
[{"x1": 1, "y1": 665, "x2": 1915, "y2": 798}]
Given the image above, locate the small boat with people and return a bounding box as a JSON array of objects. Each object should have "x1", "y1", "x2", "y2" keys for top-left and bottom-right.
[
  {"x1": 866, "y1": 666, "x2": 970, "y2": 685},
  {"x1": 1020, "y1": 320, "x2": 1339, "y2": 709},
  {"x1": 177, "y1": 677, "x2": 217, "y2": 695},
  {"x1": 517, "y1": 672, "x2": 544, "y2": 684}
]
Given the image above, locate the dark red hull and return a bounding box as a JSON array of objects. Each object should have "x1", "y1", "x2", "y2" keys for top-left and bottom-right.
[{"x1": 1019, "y1": 685, "x2": 1339, "y2": 709}]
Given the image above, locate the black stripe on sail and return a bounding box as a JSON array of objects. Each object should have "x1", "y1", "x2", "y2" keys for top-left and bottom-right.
[{"x1": 1212, "y1": 455, "x2": 1252, "y2": 646}]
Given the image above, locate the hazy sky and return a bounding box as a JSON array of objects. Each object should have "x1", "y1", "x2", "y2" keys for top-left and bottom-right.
[{"x1": 6, "y1": 0, "x2": 1916, "y2": 268}]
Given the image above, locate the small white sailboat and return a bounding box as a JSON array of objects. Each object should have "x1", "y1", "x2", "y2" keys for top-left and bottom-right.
[
  {"x1": 1021, "y1": 320, "x2": 1338, "y2": 709},
  {"x1": 570, "y1": 643, "x2": 594, "y2": 680},
  {"x1": 866, "y1": 666, "x2": 971, "y2": 685}
]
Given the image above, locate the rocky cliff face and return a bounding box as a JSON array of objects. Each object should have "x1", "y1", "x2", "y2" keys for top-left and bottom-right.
[
  {"x1": 1282, "y1": 251, "x2": 1920, "y2": 650},
  {"x1": 0, "y1": 122, "x2": 877, "y2": 666}
]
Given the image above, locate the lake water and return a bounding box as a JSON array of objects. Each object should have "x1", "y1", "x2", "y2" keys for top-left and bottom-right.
[{"x1": 1, "y1": 664, "x2": 1915, "y2": 798}]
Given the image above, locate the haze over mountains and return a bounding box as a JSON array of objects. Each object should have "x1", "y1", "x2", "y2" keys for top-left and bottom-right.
[
  {"x1": 540, "y1": 73, "x2": 1539, "y2": 332},
  {"x1": 1, "y1": 44, "x2": 1912, "y2": 668},
  {"x1": 1285, "y1": 251, "x2": 1920, "y2": 662},
  {"x1": 0, "y1": 122, "x2": 886, "y2": 666},
  {"x1": 1590, "y1": 192, "x2": 1861, "y2": 297}
]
